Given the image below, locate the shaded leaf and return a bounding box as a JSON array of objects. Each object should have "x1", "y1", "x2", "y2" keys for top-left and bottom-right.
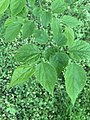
[
  {"x1": 44, "y1": 46, "x2": 58, "y2": 60},
  {"x1": 34, "y1": 29, "x2": 48, "y2": 44},
  {"x1": 35, "y1": 62, "x2": 57, "y2": 95},
  {"x1": 50, "y1": 52, "x2": 69, "y2": 75},
  {"x1": 22, "y1": 20, "x2": 35, "y2": 39},
  {"x1": 64, "y1": 0, "x2": 76, "y2": 4}
]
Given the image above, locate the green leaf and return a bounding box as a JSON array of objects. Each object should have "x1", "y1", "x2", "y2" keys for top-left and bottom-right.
[
  {"x1": 65, "y1": 63, "x2": 87, "y2": 105},
  {"x1": 51, "y1": 0, "x2": 67, "y2": 14},
  {"x1": 51, "y1": 17, "x2": 66, "y2": 46},
  {"x1": 64, "y1": 26, "x2": 75, "y2": 47},
  {"x1": 10, "y1": 0, "x2": 26, "y2": 16},
  {"x1": 6, "y1": 107, "x2": 17, "y2": 115},
  {"x1": 9, "y1": 65, "x2": 35, "y2": 88},
  {"x1": 32, "y1": 7, "x2": 42, "y2": 18},
  {"x1": 18, "y1": 7, "x2": 28, "y2": 18},
  {"x1": 4, "y1": 17, "x2": 24, "y2": 27},
  {"x1": 69, "y1": 40, "x2": 90, "y2": 61},
  {"x1": 50, "y1": 52, "x2": 69, "y2": 75},
  {"x1": 0, "y1": 0, "x2": 10, "y2": 15},
  {"x1": 35, "y1": 62, "x2": 57, "y2": 95},
  {"x1": 34, "y1": 29, "x2": 48, "y2": 44},
  {"x1": 22, "y1": 20, "x2": 35, "y2": 39},
  {"x1": 4, "y1": 22, "x2": 22, "y2": 42},
  {"x1": 65, "y1": 0, "x2": 75, "y2": 4},
  {"x1": 40, "y1": 10, "x2": 51, "y2": 27},
  {"x1": 15, "y1": 44, "x2": 40, "y2": 64},
  {"x1": 51, "y1": 17, "x2": 61, "y2": 37},
  {"x1": 54, "y1": 33, "x2": 67, "y2": 47},
  {"x1": 44, "y1": 46, "x2": 58, "y2": 60},
  {"x1": 28, "y1": 0, "x2": 35, "y2": 6},
  {"x1": 4, "y1": 17, "x2": 16, "y2": 26},
  {"x1": 61, "y1": 15, "x2": 82, "y2": 27}
]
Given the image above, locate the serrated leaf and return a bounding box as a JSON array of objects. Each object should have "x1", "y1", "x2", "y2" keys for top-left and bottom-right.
[
  {"x1": 15, "y1": 44, "x2": 40, "y2": 64},
  {"x1": 9, "y1": 65, "x2": 35, "y2": 88},
  {"x1": 34, "y1": 29, "x2": 48, "y2": 44},
  {"x1": 64, "y1": 26, "x2": 75, "y2": 47},
  {"x1": 51, "y1": 17, "x2": 61, "y2": 37},
  {"x1": 65, "y1": 63, "x2": 87, "y2": 105},
  {"x1": 51, "y1": 0, "x2": 67, "y2": 14},
  {"x1": 4, "y1": 22, "x2": 22, "y2": 42},
  {"x1": 61, "y1": 15, "x2": 82, "y2": 27},
  {"x1": 54, "y1": 33, "x2": 67, "y2": 47},
  {"x1": 40, "y1": 10, "x2": 51, "y2": 27},
  {"x1": 35, "y1": 62, "x2": 57, "y2": 95},
  {"x1": 22, "y1": 20, "x2": 35, "y2": 39},
  {"x1": 0, "y1": 0, "x2": 10, "y2": 15},
  {"x1": 10, "y1": 0, "x2": 26, "y2": 16},
  {"x1": 69, "y1": 40, "x2": 90, "y2": 61},
  {"x1": 50, "y1": 52, "x2": 69, "y2": 75}
]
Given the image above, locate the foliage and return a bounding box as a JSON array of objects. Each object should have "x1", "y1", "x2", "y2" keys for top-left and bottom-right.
[
  {"x1": 0, "y1": 39, "x2": 90, "y2": 120},
  {"x1": 0, "y1": 0, "x2": 90, "y2": 119},
  {"x1": 0, "y1": 0, "x2": 90, "y2": 107}
]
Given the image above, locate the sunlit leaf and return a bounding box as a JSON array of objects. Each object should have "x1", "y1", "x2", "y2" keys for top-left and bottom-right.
[
  {"x1": 0, "y1": 0, "x2": 10, "y2": 15},
  {"x1": 69, "y1": 40, "x2": 90, "y2": 61},
  {"x1": 9, "y1": 65, "x2": 35, "y2": 88},
  {"x1": 65, "y1": 63, "x2": 87, "y2": 105}
]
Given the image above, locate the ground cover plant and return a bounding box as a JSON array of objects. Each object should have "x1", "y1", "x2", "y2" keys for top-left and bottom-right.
[{"x1": 0, "y1": 0, "x2": 90, "y2": 119}]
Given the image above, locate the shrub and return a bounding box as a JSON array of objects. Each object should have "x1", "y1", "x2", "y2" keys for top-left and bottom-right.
[{"x1": 0, "y1": 0, "x2": 90, "y2": 106}]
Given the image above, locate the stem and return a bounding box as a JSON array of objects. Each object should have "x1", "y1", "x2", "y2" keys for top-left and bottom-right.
[{"x1": 70, "y1": 104, "x2": 73, "y2": 120}]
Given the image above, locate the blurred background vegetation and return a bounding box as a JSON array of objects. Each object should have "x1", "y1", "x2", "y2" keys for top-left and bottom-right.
[{"x1": 0, "y1": 0, "x2": 90, "y2": 119}]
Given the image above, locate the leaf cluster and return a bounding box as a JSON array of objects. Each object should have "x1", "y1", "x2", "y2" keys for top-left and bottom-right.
[{"x1": 0, "y1": 0, "x2": 90, "y2": 105}]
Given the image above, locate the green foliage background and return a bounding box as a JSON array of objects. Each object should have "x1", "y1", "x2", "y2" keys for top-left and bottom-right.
[{"x1": 0, "y1": 0, "x2": 90, "y2": 119}]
